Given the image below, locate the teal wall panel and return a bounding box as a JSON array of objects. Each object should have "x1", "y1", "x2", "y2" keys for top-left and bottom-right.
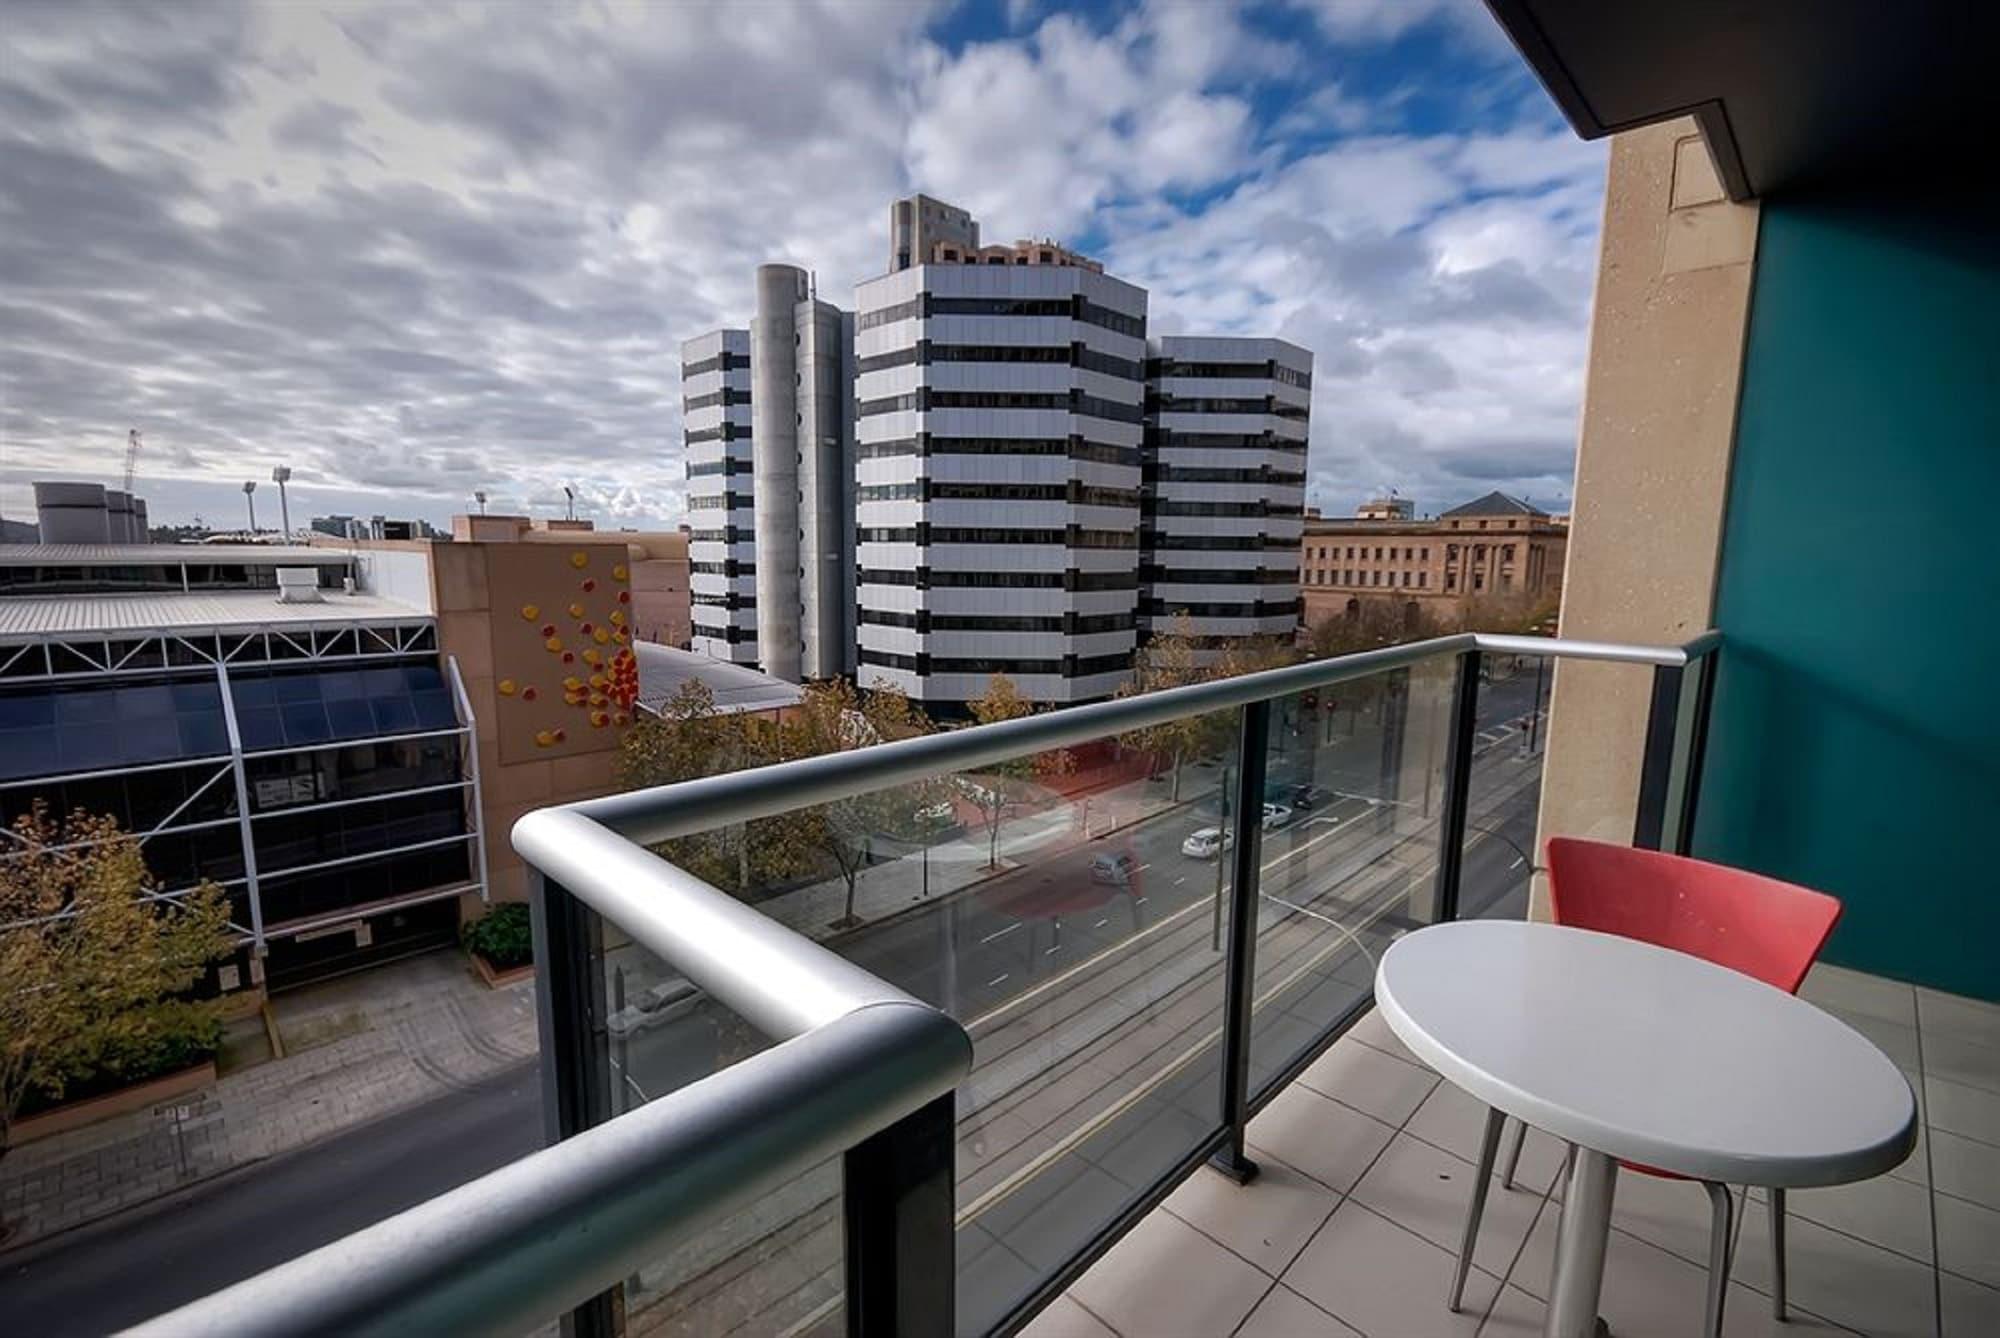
[{"x1": 1697, "y1": 189, "x2": 2000, "y2": 1001}]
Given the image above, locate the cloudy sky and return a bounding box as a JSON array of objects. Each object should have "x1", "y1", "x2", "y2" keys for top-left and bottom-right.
[{"x1": 0, "y1": 0, "x2": 1605, "y2": 533}]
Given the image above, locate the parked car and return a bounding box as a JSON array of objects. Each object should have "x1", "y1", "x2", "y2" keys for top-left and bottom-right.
[
  {"x1": 1090, "y1": 852, "x2": 1139, "y2": 886},
  {"x1": 1261, "y1": 802, "x2": 1295, "y2": 832},
  {"x1": 1181, "y1": 828, "x2": 1233, "y2": 859}
]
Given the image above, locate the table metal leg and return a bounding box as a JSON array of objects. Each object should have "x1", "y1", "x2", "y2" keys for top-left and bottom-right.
[{"x1": 1544, "y1": 1147, "x2": 1617, "y2": 1338}]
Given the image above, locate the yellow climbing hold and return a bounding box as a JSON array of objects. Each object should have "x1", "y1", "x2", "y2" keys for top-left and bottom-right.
[
  {"x1": 544, "y1": 636, "x2": 563, "y2": 653},
  {"x1": 498, "y1": 679, "x2": 517, "y2": 696},
  {"x1": 569, "y1": 551, "x2": 589, "y2": 569},
  {"x1": 520, "y1": 604, "x2": 540, "y2": 620},
  {"x1": 612, "y1": 564, "x2": 629, "y2": 581}
]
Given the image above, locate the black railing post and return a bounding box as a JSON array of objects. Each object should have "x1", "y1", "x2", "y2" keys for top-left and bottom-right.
[
  {"x1": 1672, "y1": 655, "x2": 1719, "y2": 857},
  {"x1": 845, "y1": 1093, "x2": 956, "y2": 1337},
  {"x1": 1633, "y1": 664, "x2": 1686, "y2": 851},
  {"x1": 529, "y1": 870, "x2": 618, "y2": 1338},
  {"x1": 1212, "y1": 701, "x2": 1270, "y2": 1185},
  {"x1": 1432, "y1": 650, "x2": 1482, "y2": 924}
]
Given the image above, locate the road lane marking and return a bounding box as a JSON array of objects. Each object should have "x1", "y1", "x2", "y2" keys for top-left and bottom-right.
[
  {"x1": 1510, "y1": 856, "x2": 1525, "y2": 870},
  {"x1": 979, "y1": 922, "x2": 1022, "y2": 945},
  {"x1": 986, "y1": 974, "x2": 1010, "y2": 988},
  {"x1": 969, "y1": 801, "x2": 1393, "y2": 1034},
  {"x1": 1093, "y1": 918, "x2": 1108, "y2": 928},
  {"x1": 958, "y1": 888, "x2": 1399, "y2": 1228}
]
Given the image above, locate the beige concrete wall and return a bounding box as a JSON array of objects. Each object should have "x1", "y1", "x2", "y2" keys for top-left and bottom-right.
[
  {"x1": 436, "y1": 541, "x2": 634, "y2": 907},
  {"x1": 1533, "y1": 119, "x2": 1760, "y2": 914}
]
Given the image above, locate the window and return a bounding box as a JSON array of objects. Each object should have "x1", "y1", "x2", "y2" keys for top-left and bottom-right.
[
  {"x1": 857, "y1": 482, "x2": 923, "y2": 503},
  {"x1": 681, "y1": 351, "x2": 748, "y2": 377},
  {"x1": 858, "y1": 297, "x2": 923, "y2": 330},
  {"x1": 1418, "y1": 572, "x2": 1428, "y2": 588},
  {"x1": 930, "y1": 390, "x2": 1068, "y2": 411},
  {"x1": 1402, "y1": 571, "x2": 1412, "y2": 587}
]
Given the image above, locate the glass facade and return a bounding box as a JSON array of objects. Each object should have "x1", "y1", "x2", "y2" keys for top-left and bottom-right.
[{"x1": 0, "y1": 621, "x2": 477, "y2": 986}]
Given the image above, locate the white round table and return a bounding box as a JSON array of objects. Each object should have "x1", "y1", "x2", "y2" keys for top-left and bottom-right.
[{"x1": 1375, "y1": 920, "x2": 1916, "y2": 1338}]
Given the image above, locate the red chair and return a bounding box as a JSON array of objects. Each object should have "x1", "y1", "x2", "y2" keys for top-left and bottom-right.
[{"x1": 1448, "y1": 839, "x2": 1842, "y2": 1337}]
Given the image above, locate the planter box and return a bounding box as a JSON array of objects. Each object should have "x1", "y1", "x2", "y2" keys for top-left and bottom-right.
[
  {"x1": 12, "y1": 1061, "x2": 217, "y2": 1144},
  {"x1": 470, "y1": 951, "x2": 535, "y2": 990}
]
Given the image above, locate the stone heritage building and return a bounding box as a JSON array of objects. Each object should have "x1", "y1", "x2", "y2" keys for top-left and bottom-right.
[{"x1": 1300, "y1": 491, "x2": 1567, "y2": 628}]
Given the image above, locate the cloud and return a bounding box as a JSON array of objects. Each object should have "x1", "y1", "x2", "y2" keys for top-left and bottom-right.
[{"x1": 0, "y1": 0, "x2": 1600, "y2": 530}]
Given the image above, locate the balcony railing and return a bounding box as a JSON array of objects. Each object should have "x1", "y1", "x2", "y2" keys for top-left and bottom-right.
[{"x1": 132, "y1": 629, "x2": 1718, "y2": 1338}]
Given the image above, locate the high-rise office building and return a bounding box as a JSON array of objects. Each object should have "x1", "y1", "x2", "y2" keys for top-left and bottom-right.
[
  {"x1": 680, "y1": 197, "x2": 1311, "y2": 705},
  {"x1": 682, "y1": 329, "x2": 757, "y2": 664},
  {"x1": 852, "y1": 241, "x2": 1148, "y2": 712},
  {"x1": 1142, "y1": 337, "x2": 1312, "y2": 650}
]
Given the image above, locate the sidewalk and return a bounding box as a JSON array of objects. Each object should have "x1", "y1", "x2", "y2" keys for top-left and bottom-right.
[
  {"x1": 0, "y1": 949, "x2": 537, "y2": 1251},
  {"x1": 745, "y1": 762, "x2": 1205, "y2": 943}
]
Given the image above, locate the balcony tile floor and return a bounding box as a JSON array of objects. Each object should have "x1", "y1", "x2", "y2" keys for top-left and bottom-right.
[{"x1": 1025, "y1": 964, "x2": 2000, "y2": 1338}]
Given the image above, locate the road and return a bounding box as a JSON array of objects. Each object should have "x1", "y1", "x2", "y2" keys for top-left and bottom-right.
[
  {"x1": 0, "y1": 1063, "x2": 541, "y2": 1335},
  {"x1": 0, "y1": 667, "x2": 1547, "y2": 1335}
]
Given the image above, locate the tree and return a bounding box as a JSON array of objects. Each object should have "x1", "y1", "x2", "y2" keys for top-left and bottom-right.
[
  {"x1": 1115, "y1": 615, "x2": 1212, "y2": 800},
  {"x1": 1, "y1": 807, "x2": 233, "y2": 1206},
  {"x1": 618, "y1": 681, "x2": 763, "y2": 893},
  {"x1": 618, "y1": 679, "x2": 943, "y2": 925},
  {"x1": 770, "y1": 681, "x2": 938, "y2": 929},
  {"x1": 962, "y1": 673, "x2": 1074, "y2": 870}
]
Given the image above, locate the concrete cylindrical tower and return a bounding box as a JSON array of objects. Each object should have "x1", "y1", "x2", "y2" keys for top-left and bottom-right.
[
  {"x1": 34, "y1": 481, "x2": 110, "y2": 543},
  {"x1": 751, "y1": 263, "x2": 808, "y2": 682},
  {"x1": 105, "y1": 489, "x2": 135, "y2": 543}
]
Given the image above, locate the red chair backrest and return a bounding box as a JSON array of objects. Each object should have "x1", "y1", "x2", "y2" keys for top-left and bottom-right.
[{"x1": 1544, "y1": 838, "x2": 1842, "y2": 994}]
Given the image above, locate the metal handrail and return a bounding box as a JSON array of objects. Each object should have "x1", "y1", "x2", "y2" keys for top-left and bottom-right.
[
  {"x1": 573, "y1": 631, "x2": 1718, "y2": 846},
  {"x1": 129, "y1": 807, "x2": 972, "y2": 1337}
]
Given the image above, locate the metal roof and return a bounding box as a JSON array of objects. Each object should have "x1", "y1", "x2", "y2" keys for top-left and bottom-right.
[
  {"x1": 0, "y1": 544, "x2": 357, "y2": 566},
  {"x1": 1439, "y1": 491, "x2": 1546, "y2": 519},
  {"x1": 0, "y1": 590, "x2": 430, "y2": 640},
  {"x1": 632, "y1": 641, "x2": 805, "y2": 716}
]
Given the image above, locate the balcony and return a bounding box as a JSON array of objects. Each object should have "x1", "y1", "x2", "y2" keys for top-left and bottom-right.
[{"x1": 116, "y1": 628, "x2": 1987, "y2": 1337}]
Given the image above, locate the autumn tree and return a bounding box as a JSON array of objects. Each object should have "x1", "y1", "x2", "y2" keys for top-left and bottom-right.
[
  {"x1": 1115, "y1": 615, "x2": 1214, "y2": 800},
  {"x1": 961, "y1": 673, "x2": 1074, "y2": 870},
  {"x1": 619, "y1": 679, "x2": 946, "y2": 924},
  {"x1": 768, "y1": 680, "x2": 939, "y2": 929},
  {"x1": 618, "y1": 681, "x2": 766, "y2": 893},
  {"x1": 1, "y1": 807, "x2": 233, "y2": 1201}
]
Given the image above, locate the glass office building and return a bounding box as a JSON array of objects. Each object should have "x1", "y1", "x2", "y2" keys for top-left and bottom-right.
[{"x1": 0, "y1": 545, "x2": 485, "y2": 989}]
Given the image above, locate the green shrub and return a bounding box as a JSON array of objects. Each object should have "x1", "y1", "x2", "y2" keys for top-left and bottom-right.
[
  {"x1": 462, "y1": 902, "x2": 534, "y2": 969},
  {"x1": 23, "y1": 1000, "x2": 224, "y2": 1114}
]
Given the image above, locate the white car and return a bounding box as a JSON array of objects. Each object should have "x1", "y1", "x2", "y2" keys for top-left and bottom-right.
[
  {"x1": 1261, "y1": 802, "x2": 1295, "y2": 832},
  {"x1": 1182, "y1": 828, "x2": 1233, "y2": 859}
]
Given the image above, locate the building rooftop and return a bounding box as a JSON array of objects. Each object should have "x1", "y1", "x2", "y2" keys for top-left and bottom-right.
[
  {"x1": 0, "y1": 544, "x2": 356, "y2": 566},
  {"x1": 0, "y1": 589, "x2": 429, "y2": 640},
  {"x1": 632, "y1": 641, "x2": 805, "y2": 716},
  {"x1": 1439, "y1": 492, "x2": 1547, "y2": 519}
]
